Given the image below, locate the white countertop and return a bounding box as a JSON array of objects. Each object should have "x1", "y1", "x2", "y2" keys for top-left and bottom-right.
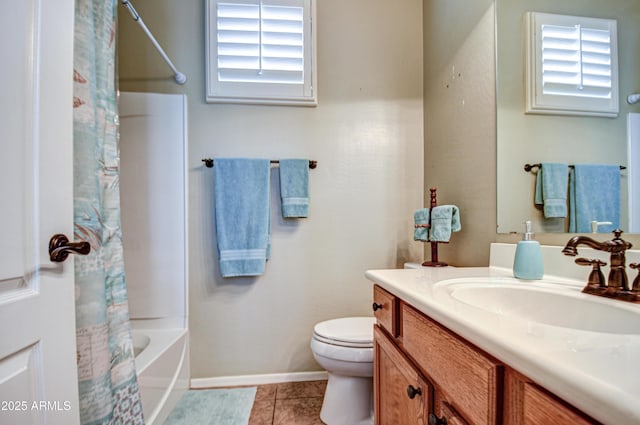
[{"x1": 366, "y1": 243, "x2": 640, "y2": 425}]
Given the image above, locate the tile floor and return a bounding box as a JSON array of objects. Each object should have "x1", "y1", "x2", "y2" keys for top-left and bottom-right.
[{"x1": 247, "y1": 380, "x2": 327, "y2": 425}]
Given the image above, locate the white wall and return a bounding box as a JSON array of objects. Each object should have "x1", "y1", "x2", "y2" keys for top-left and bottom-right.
[{"x1": 118, "y1": 0, "x2": 424, "y2": 377}]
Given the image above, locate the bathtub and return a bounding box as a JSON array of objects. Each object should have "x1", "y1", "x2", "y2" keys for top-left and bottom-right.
[{"x1": 131, "y1": 321, "x2": 189, "y2": 425}]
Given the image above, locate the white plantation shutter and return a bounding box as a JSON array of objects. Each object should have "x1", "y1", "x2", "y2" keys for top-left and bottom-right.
[
  {"x1": 206, "y1": 0, "x2": 316, "y2": 105},
  {"x1": 526, "y1": 12, "x2": 618, "y2": 117}
]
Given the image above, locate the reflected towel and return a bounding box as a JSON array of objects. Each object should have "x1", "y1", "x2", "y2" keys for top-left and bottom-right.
[
  {"x1": 569, "y1": 164, "x2": 620, "y2": 233},
  {"x1": 279, "y1": 159, "x2": 309, "y2": 218},
  {"x1": 534, "y1": 163, "x2": 569, "y2": 218},
  {"x1": 413, "y1": 208, "x2": 430, "y2": 241},
  {"x1": 429, "y1": 205, "x2": 461, "y2": 242},
  {"x1": 214, "y1": 158, "x2": 271, "y2": 277}
]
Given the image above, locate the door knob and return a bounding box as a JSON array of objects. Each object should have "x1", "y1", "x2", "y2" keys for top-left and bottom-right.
[{"x1": 49, "y1": 234, "x2": 91, "y2": 262}]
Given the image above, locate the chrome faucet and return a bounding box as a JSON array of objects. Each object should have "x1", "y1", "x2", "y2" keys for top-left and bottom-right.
[{"x1": 562, "y1": 230, "x2": 639, "y2": 302}]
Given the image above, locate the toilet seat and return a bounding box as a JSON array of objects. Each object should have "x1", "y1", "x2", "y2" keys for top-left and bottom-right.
[
  {"x1": 313, "y1": 317, "x2": 376, "y2": 348},
  {"x1": 312, "y1": 317, "x2": 375, "y2": 348}
]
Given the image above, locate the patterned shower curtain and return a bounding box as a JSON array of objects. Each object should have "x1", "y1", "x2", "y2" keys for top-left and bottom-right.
[{"x1": 73, "y1": 0, "x2": 145, "y2": 424}]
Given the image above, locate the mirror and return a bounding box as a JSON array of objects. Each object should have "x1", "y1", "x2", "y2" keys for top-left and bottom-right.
[{"x1": 496, "y1": 0, "x2": 640, "y2": 234}]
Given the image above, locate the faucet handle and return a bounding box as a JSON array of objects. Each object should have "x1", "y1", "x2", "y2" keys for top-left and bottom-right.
[
  {"x1": 575, "y1": 258, "x2": 607, "y2": 288},
  {"x1": 630, "y1": 263, "x2": 640, "y2": 292}
]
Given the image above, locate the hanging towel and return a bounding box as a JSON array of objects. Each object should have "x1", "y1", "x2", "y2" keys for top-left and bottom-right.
[
  {"x1": 429, "y1": 205, "x2": 461, "y2": 242},
  {"x1": 214, "y1": 158, "x2": 271, "y2": 277},
  {"x1": 279, "y1": 159, "x2": 309, "y2": 218},
  {"x1": 413, "y1": 208, "x2": 430, "y2": 241},
  {"x1": 569, "y1": 164, "x2": 620, "y2": 233},
  {"x1": 534, "y1": 163, "x2": 569, "y2": 218}
]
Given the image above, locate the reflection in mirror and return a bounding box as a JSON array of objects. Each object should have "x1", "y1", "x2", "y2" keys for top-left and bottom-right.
[{"x1": 496, "y1": 0, "x2": 640, "y2": 234}]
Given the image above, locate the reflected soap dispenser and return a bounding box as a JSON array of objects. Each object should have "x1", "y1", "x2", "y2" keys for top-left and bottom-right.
[{"x1": 513, "y1": 220, "x2": 544, "y2": 280}]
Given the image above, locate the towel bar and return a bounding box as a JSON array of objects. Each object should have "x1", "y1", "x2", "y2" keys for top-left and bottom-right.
[
  {"x1": 202, "y1": 158, "x2": 317, "y2": 169},
  {"x1": 524, "y1": 163, "x2": 626, "y2": 172}
]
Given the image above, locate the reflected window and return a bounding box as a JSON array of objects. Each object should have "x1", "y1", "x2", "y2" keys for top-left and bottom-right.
[{"x1": 525, "y1": 12, "x2": 618, "y2": 117}]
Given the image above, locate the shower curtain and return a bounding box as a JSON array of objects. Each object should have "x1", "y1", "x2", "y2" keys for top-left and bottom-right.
[{"x1": 73, "y1": 0, "x2": 144, "y2": 424}]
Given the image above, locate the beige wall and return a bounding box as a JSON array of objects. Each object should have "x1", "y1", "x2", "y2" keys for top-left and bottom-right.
[
  {"x1": 423, "y1": 0, "x2": 497, "y2": 266},
  {"x1": 118, "y1": 0, "x2": 424, "y2": 378}
]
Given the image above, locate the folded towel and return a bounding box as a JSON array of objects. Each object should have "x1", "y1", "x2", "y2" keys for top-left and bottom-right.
[
  {"x1": 413, "y1": 208, "x2": 430, "y2": 241},
  {"x1": 534, "y1": 163, "x2": 569, "y2": 218},
  {"x1": 214, "y1": 158, "x2": 271, "y2": 277},
  {"x1": 429, "y1": 205, "x2": 461, "y2": 242},
  {"x1": 569, "y1": 164, "x2": 620, "y2": 233},
  {"x1": 279, "y1": 159, "x2": 309, "y2": 218}
]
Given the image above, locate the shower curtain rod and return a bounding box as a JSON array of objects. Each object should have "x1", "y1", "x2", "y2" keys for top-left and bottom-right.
[{"x1": 120, "y1": 0, "x2": 187, "y2": 85}]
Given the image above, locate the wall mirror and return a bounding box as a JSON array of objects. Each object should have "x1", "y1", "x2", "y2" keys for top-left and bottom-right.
[{"x1": 496, "y1": 0, "x2": 640, "y2": 234}]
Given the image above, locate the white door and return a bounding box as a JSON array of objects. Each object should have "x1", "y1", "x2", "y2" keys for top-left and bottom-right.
[{"x1": 0, "y1": 0, "x2": 81, "y2": 424}]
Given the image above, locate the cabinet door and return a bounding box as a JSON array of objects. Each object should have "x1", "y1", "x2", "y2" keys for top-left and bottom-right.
[{"x1": 374, "y1": 326, "x2": 431, "y2": 425}]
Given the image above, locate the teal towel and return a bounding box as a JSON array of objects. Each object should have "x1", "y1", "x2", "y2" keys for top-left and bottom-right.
[
  {"x1": 429, "y1": 205, "x2": 461, "y2": 242},
  {"x1": 413, "y1": 208, "x2": 430, "y2": 241},
  {"x1": 214, "y1": 158, "x2": 271, "y2": 277},
  {"x1": 534, "y1": 163, "x2": 569, "y2": 218},
  {"x1": 279, "y1": 159, "x2": 309, "y2": 218},
  {"x1": 569, "y1": 164, "x2": 620, "y2": 233}
]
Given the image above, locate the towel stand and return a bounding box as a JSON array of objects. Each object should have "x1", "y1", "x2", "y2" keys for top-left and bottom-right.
[
  {"x1": 419, "y1": 187, "x2": 449, "y2": 267},
  {"x1": 524, "y1": 163, "x2": 626, "y2": 172},
  {"x1": 202, "y1": 158, "x2": 317, "y2": 169}
]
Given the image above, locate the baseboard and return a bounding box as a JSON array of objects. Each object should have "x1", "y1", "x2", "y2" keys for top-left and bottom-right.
[{"x1": 190, "y1": 371, "x2": 328, "y2": 388}]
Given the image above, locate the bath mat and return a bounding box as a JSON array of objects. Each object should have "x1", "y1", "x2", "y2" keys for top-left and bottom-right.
[{"x1": 165, "y1": 387, "x2": 257, "y2": 425}]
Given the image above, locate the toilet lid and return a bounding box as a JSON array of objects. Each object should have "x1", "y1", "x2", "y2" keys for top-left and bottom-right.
[{"x1": 313, "y1": 317, "x2": 375, "y2": 347}]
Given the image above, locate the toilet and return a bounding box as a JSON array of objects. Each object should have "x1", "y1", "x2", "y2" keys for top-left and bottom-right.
[{"x1": 310, "y1": 317, "x2": 376, "y2": 425}]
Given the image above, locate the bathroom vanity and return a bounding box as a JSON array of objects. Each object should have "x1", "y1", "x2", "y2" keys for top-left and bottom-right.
[{"x1": 367, "y1": 243, "x2": 640, "y2": 425}]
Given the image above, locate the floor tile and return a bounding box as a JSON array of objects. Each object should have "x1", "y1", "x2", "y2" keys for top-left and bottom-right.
[
  {"x1": 255, "y1": 384, "x2": 278, "y2": 402},
  {"x1": 273, "y1": 397, "x2": 324, "y2": 425},
  {"x1": 275, "y1": 380, "x2": 327, "y2": 400},
  {"x1": 248, "y1": 384, "x2": 277, "y2": 425}
]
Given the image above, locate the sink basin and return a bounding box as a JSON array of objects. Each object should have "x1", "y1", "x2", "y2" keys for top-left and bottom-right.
[{"x1": 435, "y1": 278, "x2": 640, "y2": 334}]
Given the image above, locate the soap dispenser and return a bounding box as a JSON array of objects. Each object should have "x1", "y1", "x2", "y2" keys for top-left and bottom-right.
[{"x1": 513, "y1": 220, "x2": 544, "y2": 280}]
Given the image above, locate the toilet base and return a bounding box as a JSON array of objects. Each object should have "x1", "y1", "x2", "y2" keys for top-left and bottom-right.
[{"x1": 320, "y1": 372, "x2": 373, "y2": 425}]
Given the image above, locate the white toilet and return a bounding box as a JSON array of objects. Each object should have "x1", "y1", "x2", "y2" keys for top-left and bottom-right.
[{"x1": 310, "y1": 317, "x2": 376, "y2": 425}]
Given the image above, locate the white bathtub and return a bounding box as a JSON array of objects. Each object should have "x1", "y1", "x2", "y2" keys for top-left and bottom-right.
[{"x1": 131, "y1": 321, "x2": 189, "y2": 425}]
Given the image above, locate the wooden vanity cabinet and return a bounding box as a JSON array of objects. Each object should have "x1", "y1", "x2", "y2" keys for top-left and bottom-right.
[{"x1": 372, "y1": 284, "x2": 600, "y2": 425}]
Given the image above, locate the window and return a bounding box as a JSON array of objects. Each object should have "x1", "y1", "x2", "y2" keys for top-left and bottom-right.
[
  {"x1": 525, "y1": 12, "x2": 618, "y2": 117},
  {"x1": 206, "y1": 0, "x2": 316, "y2": 106}
]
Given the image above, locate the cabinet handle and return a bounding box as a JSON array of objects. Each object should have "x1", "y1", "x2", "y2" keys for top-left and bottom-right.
[
  {"x1": 428, "y1": 413, "x2": 447, "y2": 425},
  {"x1": 372, "y1": 302, "x2": 383, "y2": 311},
  {"x1": 406, "y1": 384, "x2": 422, "y2": 399}
]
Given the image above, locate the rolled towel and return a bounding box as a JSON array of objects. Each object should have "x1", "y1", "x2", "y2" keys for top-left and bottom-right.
[
  {"x1": 279, "y1": 159, "x2": 309, "y2": 218},
  {"x1": 214, "y1": 158, "x2": 271, "y2": 277},
  {"x1": 534, "y1": 163, "x2": 569, "y2": 218},
  {"x1": 429, "y1": 205, "x2": 461, "y2": 242},
  {"x1": 413, "y1": 208, "x2": 430, "y2": 241}
]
